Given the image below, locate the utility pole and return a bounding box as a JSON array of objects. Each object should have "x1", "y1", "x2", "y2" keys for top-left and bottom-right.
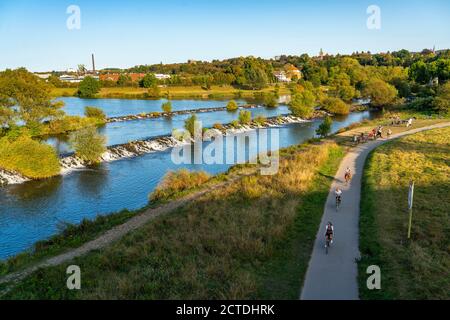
[{"x1": 407, "y1": 181, "x2": 414, "y2": 239}]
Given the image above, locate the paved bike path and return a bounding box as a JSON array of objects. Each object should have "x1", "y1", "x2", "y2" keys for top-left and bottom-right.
[{"x1": 300, "y1": 122, "x2": 450, "y2": 300}]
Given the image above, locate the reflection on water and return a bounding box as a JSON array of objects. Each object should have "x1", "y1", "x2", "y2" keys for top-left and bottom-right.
[{"x1": 0, "y1": 111, "x2": 378, "y2": 259}]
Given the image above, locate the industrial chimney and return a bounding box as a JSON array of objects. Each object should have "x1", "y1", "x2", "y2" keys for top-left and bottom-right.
[{"x1": 91, "y1": 53, "x2": 96, "y2": 73}]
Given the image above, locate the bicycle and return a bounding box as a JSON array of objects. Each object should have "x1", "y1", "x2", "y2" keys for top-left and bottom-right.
[
  {"x1": 325, "y1": 235, "x2": 332, "y2": 254},
  {"x1": 345, "y1": 172, "x2": 352, "y2": 185},
  {"x1": 336, "y1": 195, "x2": 341, "y2": 211}
]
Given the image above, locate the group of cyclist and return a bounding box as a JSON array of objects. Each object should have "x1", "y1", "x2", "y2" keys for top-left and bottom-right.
[{"x1": 325, "y1": 167, "x2": 352, "y2": 252}]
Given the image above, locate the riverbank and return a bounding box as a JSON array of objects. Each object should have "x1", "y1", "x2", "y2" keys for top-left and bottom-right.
[
  {"x1": 0, "y1": 140, "x2": 344, "y2": 299},
  {"x1": 358, "y1": 126, "x2": 450, "y2": 299},
  {"x1": 51, "y1": 85, "x2": 290, "y2": 100}
]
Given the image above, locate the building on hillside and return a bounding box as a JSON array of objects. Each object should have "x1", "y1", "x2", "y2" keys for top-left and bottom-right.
[
  {"x1": 59, "y1": 74, "x2": 83, "y2": 83},
  {"x1": 284, "y1": 64, "x2": 302, "y2": 80},
  {"x1": 35, "y1": 73, "x2": 51, "y2": 79},
  {"x1": 154, "y1": 73, "x2": 171, "y2": 80},
  {"x1": 273, "y1": 71, "x2": 290, "y2": 82},
  {"x1": 100, "y1": 73, "x2": 120, "y2": 82}
]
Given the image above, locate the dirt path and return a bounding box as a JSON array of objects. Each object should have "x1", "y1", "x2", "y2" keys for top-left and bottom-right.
[
  {"x1": 0, "y1": 173, "x2": 252, "y2": 289},
  {"x1": 300, "y1": 122, "x2": 450, "y2": 300}
]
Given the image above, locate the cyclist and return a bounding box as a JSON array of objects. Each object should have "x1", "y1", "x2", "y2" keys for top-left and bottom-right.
[
  {"x1": 325, "y1": 222, "x2": 334, "y2": 247},
  {"x1": 335, "y1": 187, "x2": 342, "y2": 209},
  {"x1": 344, "y1": 167, "x2": 352, "y2": 184}
]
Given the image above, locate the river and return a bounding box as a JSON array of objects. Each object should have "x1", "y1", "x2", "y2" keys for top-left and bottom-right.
[{"x1": 0, "y1": 97, "x2": 377, "y2": 259}]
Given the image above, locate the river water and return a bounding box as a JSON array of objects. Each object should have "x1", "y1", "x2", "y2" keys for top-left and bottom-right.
[
  {"x1": 0, "y1": 98, "x2": 377, "y2": 259},
  {"x1": 46, "y1": 97, "x2": 290, "y2": 154}
]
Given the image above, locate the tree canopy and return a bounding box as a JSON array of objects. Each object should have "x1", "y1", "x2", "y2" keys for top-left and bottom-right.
[
  {"x1": 77, "y1": 76, "x2": 101, "y2": 98},
  {"x1": 0, "y1": 68, "x2": 64, "y2": 128}
]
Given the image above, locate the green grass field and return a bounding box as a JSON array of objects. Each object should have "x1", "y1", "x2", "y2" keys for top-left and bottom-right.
[
  {"x1": 358, "y1": 127, "x2": 450, "y2": 299},
  {"x1": 1, "y1": 142, "x2": 344, "y2": 299},
  {"x1": 50, "y1": 85, "x2": 290, "y2": 100}
]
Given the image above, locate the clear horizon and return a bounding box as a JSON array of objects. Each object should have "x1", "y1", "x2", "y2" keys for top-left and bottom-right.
[{"x1": 1, "y1": 0, "x2": 450, "y2": 72}]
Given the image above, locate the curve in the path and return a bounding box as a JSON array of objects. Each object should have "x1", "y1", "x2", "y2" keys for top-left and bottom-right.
[{"x1": 300, "y1": 122, "x2": 450, "y2": 300}]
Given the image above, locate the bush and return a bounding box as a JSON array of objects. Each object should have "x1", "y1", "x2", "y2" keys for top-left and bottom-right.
[
  {"x1": 433, "y1": 82, "x2": 450, "y2": 115},
  {"x1": 184, "y1": 114, "x2": 199, "y2": 137},
  {"x1": 0, "y1": 136, "x2": 60, "y2": 179},
  {"x1": 69, "y1": 127, "x2": 106, "y2": 164},
  {"x1": 254, "y1": 115, "x2": 267, "y2": 126},
  {"x1": 213, "y1": 123, "x2": 224, "y2": 130},
  {"x1": 84, "y1": 106, "x2": 106, "y2": 120},
  {"x1": 226, "y1": 100, "x2": 238, "y2": 111},
  {"x1": 45, "y1": 116, "x2": 102, "y2": 135},
  {"x1": 161, "y1": 101, "x2": 172, "y2": 113},
  {"x1": 238, "y1": 110, "x2": 252, "y2": 125},
  {"x1": 264, "y1": 93, "x2": 278, "y2": 108},
  {"x1": 77, "y1": 76, "x2": 101, "y2": 98},
  {"x1": 150, "y1": 169, "x2": 210, "y2": 202},
  {"x1": 147, "y1": 85, "x2": 161, "y2": 98},
  {"x1": 316, "y1": 116, "x2": 333, "y2": 138},
  {"x1": 230, "y1": 120, "x2": 240, "y2": 128},
  {"x1": 321, "y1": 97, "x2": 350, "y2": 115}
]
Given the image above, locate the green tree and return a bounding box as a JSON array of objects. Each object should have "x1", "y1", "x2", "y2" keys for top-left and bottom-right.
[
  {"x1": 289, "y1": 89, "x2": 316, "y2": 118},
  {"x1": 0, "y1": 68, "x2": 64, "y2": 128},
  {"x1": 84, "y1": 106, "x2": 106, "y2": 120},
  {"x1": 184, "y1": 114, "x2": 199, "y2": 137},
  {"x1": 238, "y1": 110, "x2": 252, "y2": 124},
  {"x1": 264, "y1": 93, "x2": 278, "y2": 108},
  {"x1": 226, "y1": 100, "x2": 238, "y2": 111},
  {"x1": 69, "y1": 127, "x2": 106, "y2": 164},
  {"x1": 362, "y1": 78, "x2": 398, "y2": 108},
  {"x1": 140, "y1": 73, "x2": 158, "y2": 88},
  {"x1": 117, "y1": 74, "x2": 131, "y2": 87},
  {"x1": 161, "y1": 101, "x2": 172, "y2": 113},
  {"x1": 409, "y1": 61, "x2": 431, "y2": 84},
  {"x1": 316, "y1": 116, "x2": 333, "y2": 138},
  {"x1": 433, "y1": 82, "x2": 450, "y2": 115},
  {"x1": 321, "y1": 97, "x2": 350, "y2": 115},
  {"x1": 77, "y1": 76, "x2": 101, "y2": 98}
]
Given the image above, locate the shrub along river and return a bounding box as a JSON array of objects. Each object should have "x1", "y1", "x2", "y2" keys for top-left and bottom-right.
[{"x1": 0, "y1": 97, "x2": 377, "y2": 259}]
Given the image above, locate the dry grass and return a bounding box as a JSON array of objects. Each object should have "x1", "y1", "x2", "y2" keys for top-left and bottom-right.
[
  {"x1": 3, "y1": 142, "x2": 343, "y2": 299},
  {"x1": 359, "y1": 127, "x2": 450, "y2": 299},
  {"x1": 50, "y1": 85, "x2": 290, "y2": 99},
  {"x1": 149, "y1": 169, "x2": 211, "y2": 202}
]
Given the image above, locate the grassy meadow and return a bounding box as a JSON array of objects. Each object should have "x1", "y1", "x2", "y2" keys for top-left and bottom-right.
[
  {"x1": 50, "y1": 85, "x2": 290, "y2": 100},
  {"x1": 358, "y1": 127, "x2": 450, "y2": 299},
  {"x1": 1, "y1": 141, "x2": 344, "y2": 299}
]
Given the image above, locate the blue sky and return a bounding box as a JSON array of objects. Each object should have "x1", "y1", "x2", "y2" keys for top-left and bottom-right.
[{"x1": 1, "y1": 0, "x2": 449, "y2": 71}]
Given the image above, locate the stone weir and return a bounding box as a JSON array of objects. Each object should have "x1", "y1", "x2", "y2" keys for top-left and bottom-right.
[
  {"x1": 0, "y1": 169, "x2": 30, "y2": 186},
  {"x1": 1, "y1": 115, "x2": 308, "y2": 186},
  {"x1": 60, "y1": 115, "x2": 307, "y2": 173},
  {"x1": 106, "y1": 104, "x2": 261, "y2": 123}
]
